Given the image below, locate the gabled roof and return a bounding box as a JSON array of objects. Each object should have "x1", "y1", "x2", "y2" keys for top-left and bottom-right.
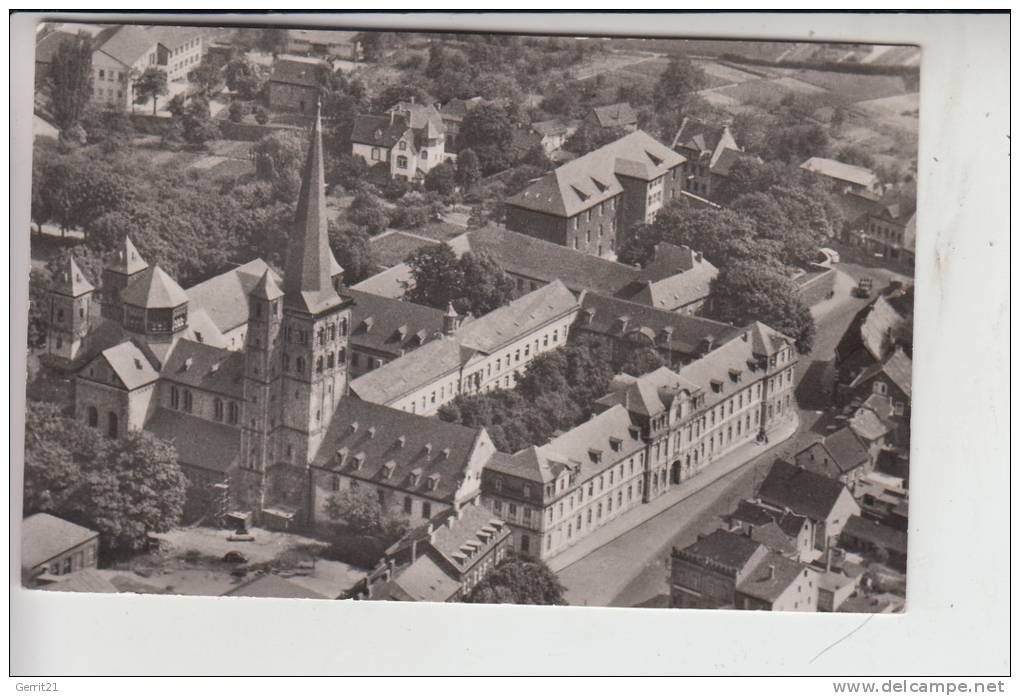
[
  {"x1": 397, "y1": 503, "x2": 511, "y2": 575},
  {"x1": 21, "y1": 513, "x2": 98, "y2": 569},
  {"x1": 737, "y1": 552, "x2": 811, "y2": 603},
  {"x1": 42, "y1": 568, "x2": 118, "y2": 593},
  {"x1": 850, "y1": 346, "x2": 912, "y2": 398},
  {"x1": 145, "y1": 408, "x2": 240, "y2": 474},
  {"x1": 538, "y1": 405, "x2": 646, "y2": 481},
  {"x1": 800, "y1": 157, "x2": 879, "y2": 189},
  {"x1": 186, "y1": 259, "x2": 279, "y2": 335},
  {"x1": 223, "y1": 574, "x2": 326, "y2": 599},
  {"x1": 373, "y1": 554, "x2": 460, "y2": 603},
  {"x1": 94, "y1": 24, "x2": 157, "y2": 67},
  {"x1": 725, "y1": 499, "x2": 808, "y2": 539},
  {"x1": 250, "y1": 268, "x2": 284, "y2": 301},
  {"x1": 590, "y1": 102, "x2": 637, "y2": 129},
  {"x1": 269, "y1": 57, "x2": 325, "y2": 88},
  {"x1": 625, "y1": 243, "x2": 719, "y2": 310},
  {"x1": 672, "y1": 117, "x2": 727, "y2": 155},
  {"x1": 345, "y1": 289, "x2": 446, "y2": 360},
  {"x1": 677, "y1": 529, "x2": 764, "y2": 573},
  {"x1": 795, "y1": 427, "x2": 871, "y2": 478},
  {"x1": 99, "y1": 341, "x2": 160, "y2": 390},
  {"x1": 350, "y1": 114, "x2": 411, "y2": 148},
  {"x1": 841, "y1": 515, "x2": 908, "y2": 555},
  {"x1": 387, "y1": 102, "x2": 445, "y2": 138},
  {"x1": 120, "y1": 265, "x2": 189, "y2": 310},
  {"x1": 456, "y1": 280, "x2": 578, "y2": 354},
  {"x1": 531, "y1": 118, "x2": 571, "y2": 137},
  {"x1": 160, "y1": 339, "x2": 245, "y2": 398},
  {"x1": 312, "y1": 399, "x2": 487, "y2": 504},
  {"x1": 836, "y1": 296, "x2": 905, "y2": 366},
  {"x1": 106, "y1": 236, "x2": 148, "y2": 276},
  {"x1": 50, "y1": 256, "x2": 95, "y2": 297},
  {"x1": 288, "y1": 28, "x2": 360, "y2": 46},
  {"x1": 577, "y1": 291, "x2": 739, "y2": 357},
  {"x1": 757, "y1": 460, "x2": 852, "y2": 523},
  {"x1": 505, "y1": 130, "x2": 684, "y2": 218},
  {"x1": 350, "y1": 335, "x2": 463, "y2": 405},
  {"x1": 284, "y1": 106, "x2": 344, "y2": 314}
]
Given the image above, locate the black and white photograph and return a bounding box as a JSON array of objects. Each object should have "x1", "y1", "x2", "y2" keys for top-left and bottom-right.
[{"x1": 9, "y1": 10, "x2": 1011, "y2": 680}]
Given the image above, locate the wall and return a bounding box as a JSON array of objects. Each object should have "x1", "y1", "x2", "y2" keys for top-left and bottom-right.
[
  {"x1": 29, "y1": 537, "x2": 99, "y2": 579},
  {"x1": 670, "y1": 558, "x2": 736, "y2": 609},
  {"x1": 268, "y1": 81, "x2": 319, "y2": 114},
  {"x1": 796, "y1": 265, "x2": 838, "y2": 307},
  {"x1": 504, "y1": 206, "x2": 570, "y2": 248}
]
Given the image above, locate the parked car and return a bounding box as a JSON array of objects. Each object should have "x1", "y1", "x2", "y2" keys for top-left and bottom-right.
[
  {"x1": 223, "y1": 551, "x2": 248, "y2": 564},
  {"x1": 854, "y1": 277, "x2": 874, "y2": 298}
]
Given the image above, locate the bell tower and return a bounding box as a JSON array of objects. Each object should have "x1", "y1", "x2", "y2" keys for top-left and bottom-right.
[
  {"x1": 101, "y1": 236, "x2": 148, "y2": 323},
  {"x1": 46, "y1": 256, "x2": 95, "y2": 360}
]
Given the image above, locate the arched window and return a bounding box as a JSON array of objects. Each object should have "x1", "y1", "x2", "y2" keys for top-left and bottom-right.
[
  {"x1": 227, "y1": 402, "x2": 239, "y2": 425},
  {"x1": 107, "y1": 412, "x2": 119, "y2": 438},
  {"x1": 86, "y1": 406, "x2": 98, "y2": 427},
  {"x1": 339, "y1": 318, "x2": 348, "y2": 336},
  {"x1": 328, "y1": 324, "x2": 336, "y2": 341}
]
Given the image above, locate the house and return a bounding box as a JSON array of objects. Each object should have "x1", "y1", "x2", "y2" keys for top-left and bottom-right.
[
  {"x1": 267, "y1": 56, "x2": 328, "y2": 114},
  {"x1": 855, "y1": 471, "x2": 909, "y2": 525},
  {"x1": 351, "y1": 101, "x2": 448, "y2": 182},
  {"x1": 850, "y1": 184, "x2": 917, "y2": 263},
  {"x1": 572, "y1": 291, "x2": 741, "y2": 369},
  {"x1": 800, "y1": 157, "x2": 880, "y2": 195},
  {"x1": 584, "y1": 102, "x2": 638, "y2": 132},
  {"x1": 531, "y1": 118, "x2": 579, "y2": 154},
  {"x1": 352, "y1": 502, "x2": 512, "y2": 602},
  {"x1": 671, "y1": 529, "x2": 765, "y2": 609},
  {"x1": 21, "y1": 513, "x2": 100, "y2": 586},
  {"x1": 624, "y1": 243, "x2": 719, "y2": 315},
  {"x1": 815, "y1": 568, "x2": 859, "y2": 611},
  {"x1": 839, "y1": 515, "x2": 908, "y2": 572},
  {"x1": 756, "y1": 460, "x2": 862, "y2": 553},
  {"x1": 345, "y1": 289, "x2": 449, "y2": 378},
  {"x1": 286, "y1": 29, "x2": 361, "y2": 61},
  {"x1": 794, "y1": 427, "x2": 873, "y2": 491},
  {"x1": 482, "y1": 321, "x2": 798, "y2": 561},
  {"x1": 504, "y1": 130, "x2": 685, "y2": 259},
  {"x1": 834, "y1": 296, "x2": 908, "y2": 404},
  {"x1": 349, "y1": 280, "x2": 579, "y2": 416},
  {"x1": 844, "y1": 347, "x2": 912, "y2": 427},
  {"x1": 308, "y1": 399, "x2": 497, "y2": 525},
  {"x1": 721, "y1": 499, "x2": 814, "y2": 562},
  {"x1": 222, "y1": 573, "x2": 327, "y2": 599},
  {"x1": 44, "y1": 109, "x2": 361, "y2": 527},
  {"x1": 671, "y1": 117, "x2": 751, "y2": 200},
  {"x1": 734, "y1": 550, "x2": 820, "y2": 612}
]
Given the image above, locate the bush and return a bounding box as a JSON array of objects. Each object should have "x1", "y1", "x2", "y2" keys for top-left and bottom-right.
[
  {"x1": 228, "y1": 100, "x2": 245, "y2": 123},
  {"x1": 381, "y1": 176, "x2": 411, "y2": 201},
  {"x1": 254, "y1": 106, "x2": 269, "y2": 125}
]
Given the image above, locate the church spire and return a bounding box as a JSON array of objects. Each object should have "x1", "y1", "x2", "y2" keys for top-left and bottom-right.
[{"x1": 283, "y1": 101, "x2": 341, "y2": 313}]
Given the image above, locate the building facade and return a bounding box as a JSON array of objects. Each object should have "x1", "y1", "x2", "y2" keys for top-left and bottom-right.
[
  {"x1": 504, "y1": 130, "x2": 685, "y2": 259},
  {"x1": 351, "y1": 101, "x2": 448, "y2": 182}
]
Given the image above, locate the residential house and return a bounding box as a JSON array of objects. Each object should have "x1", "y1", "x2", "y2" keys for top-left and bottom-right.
[
  {"x1": 482, "y1": 321, "x2": 798, "y2": 561},
  {"x1": 839, "y1": 515, "x2": 908, "y2": 572},
  {"x1": 286, "y1": 29, "x2": 361, "y2": 61},
  {"x1": 734, "y1": 550, "x2": 820, "y2": 612},
  {"x1": 352, "y1": 502, "x2": 512, "y2": 602},
  {"x1": 800, "y1": 156, "x2": 880, "y2": 195},
  {"x1": 21, "y1": 513, "x2": 100, "y2": 586},
  {"x1": 572, "y1": 291, "x2": 742, "y2": 369},
  {"x1": 584, "y1": 102, "x2": 638, "y2": 132},
  {"x1": 624, "y1": 243, "x2": 720, "y2": 316},
  {"x1": 308, "y1": 399, "x2": 496, "y2": 525},
  {"x1": 834, "y1": 296, "x2": 908, "y2": 405},
  {"x1": 671, "y1": 117, "x2": 751, "y2": 200},
  {"x1": 351, "y1": 103, "x2": 448, "y2": 182},
  {"x1": 844, "y1": 346, "x2": 912, "y2": 429},
  {"x1": 815, "y1": 568, "x2": 859, "y2": 612},
  {"x1": 267, "y1": 56, "x2": 328, "y2": 114},
  {"x1": 504, "y1": 130, "x2": 685, "y2": 259},
  {"x1": 794, "y1": 426, "x2": 873, "y2": 491},
  {"x1": 349, "y1": 280, "x2": 579, "y2": 416},
  {"x1": 531, "y1": 118, "x2": 579, "y2": 154},
  {"x1": 46, "y1": 110, "x2": 358, "y2": 527},
  {"x1": 756, "y1": 460, "x2": 862, "y2": 553},
  {"x1": 438, "y1": 96, "x2": 485, "y2": 155},
  {"x1": 843, "y1": 184, "x2": 917, "y2": 263},
  {"x1": 721, "y1": 499, "x2": 814, "y2": 562},
  {"x1": 345, "y1": 289, "x2": 448, "y2": 378}
]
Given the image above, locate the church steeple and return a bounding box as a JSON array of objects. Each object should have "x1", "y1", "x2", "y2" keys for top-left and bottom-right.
[{"x1": 284, "y1": 101, "x2": 341, "y2": 314}]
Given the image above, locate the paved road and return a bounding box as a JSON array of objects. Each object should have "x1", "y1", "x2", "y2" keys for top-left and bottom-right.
[{"x1": 557, "y1": 268, "x2": 881, "y2": 607}]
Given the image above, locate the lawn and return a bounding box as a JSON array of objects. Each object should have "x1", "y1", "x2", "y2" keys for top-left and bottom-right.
[{"x1": 791, "y1": 69, "x2": 910, "y2": 102}]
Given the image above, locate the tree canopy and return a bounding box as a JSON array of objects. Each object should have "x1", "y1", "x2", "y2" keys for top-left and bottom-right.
[
  {"x1": 463, "y1": 551, "x2": 566, "y2": 605},
  {"x1": 712, "y1": 261, "x2": 816, "y2": 353},
  {"x1": 48, "y1": 33, "x2": 94, "y2": 131},
  {"x1": 404, "y1": 244, "x2": 515, "y2": 317},
  {"x1": 23, "y1": 401, "x2": 187, "y2": 556},
  {"x1": 133, "y1": 67, "x2": 168, "y2": 116}
]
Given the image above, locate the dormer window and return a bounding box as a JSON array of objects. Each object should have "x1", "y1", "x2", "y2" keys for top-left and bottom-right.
[
  {"x1": 609, "y1": 437, "x2": 623, "y2": 452},
  {"x1": 423, "y1": 443, "x2": 433, "y2": 456},
  {"x1": 729, "y1": 369, "x2": 742, "y2": 383},
  {"x1": 494, "y1": 477, "x2": 503, "y2": 492},
  {"x1": 409, "y1": 468, "x2": 422, "y2": 486},
  {"x1": 396, "y1": 435, "x2": 406, "y2": 448},
  {"x1": 710, "y1": 380, "x2": 724, "y2": 393},
  {"x1": 367, "y1": 426, "x2": 377, "y2": 438},
  {"x1": 588, "y1": 448, "x2": 603, "y2": 464},
  {"x1": 335, "y1": 447, "x2": 349, "y2": 467},
  {"x1": 353, "y1": 453, "x2": 365, "y2": 470},
  {"x1": 382, "y1": 461, "x2": 396, "y2": 479},
  {"x1": 522, "y1": 484, "x2": 530, "y2": 498},
  {"x1": 398, "y1": 140, "x2": 407, "y2": 151},
  {"x1": 426, "y1": 473, "x2": 439, "y2": 491}
]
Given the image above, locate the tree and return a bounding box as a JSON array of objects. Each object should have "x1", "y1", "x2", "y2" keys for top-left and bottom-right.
[
  {"x1": 133, "y1": 67, "x2": 168, "y2": 116},
  {"x1": 563, "y1": 121, "x2": 627, "y2": 156},
  {"x1": 712, "y1": 261, "x2": 816, "y2": 353},
  {"x1": 254, "y1": 105, "x2": 269, "y2": 125},
  {"x1": 188, "y1": 60, "x2": 224, "y2": 97},
  {"x1": 348, "y1": 191, "x2": 389, "y2": 233},
  {"x1": 424, "y1": 161, "x2": 457, "y2": 196},
  {"x1": 653, "y1": 52, "x2": 707, "y2": 131},
  {"x1": 404, "y1": 243, "x2": 463, "y2": 310},
  {"x1": 768, "y1": 123, "x2": 831, "y2": 164},
  {"x1": 225, "y1": 58, "x2": 266, "y2": 100},
  {"x1": 459, "y1": 103, "x2": 515, "y2": 174},
  {"x1": 323, "y1": 486, "x2": 409, "y2": 541},
  {"x1": 252, "y1": 130, "x2": 304, "y2": 200},
  {"x1": 733, "y1": 186, "x2": 836, "y2": 267},
  {"x1": 256, "y1": 27, "x2": 290, "y2": 56},
  {"x1": 23, "y1": 401, "x2": 187, "y2": 556},
  {"x1": 228, "y1": 100, "x2": 245, "y2": 123},
  {"x1": 48, "y1": 33, "x2": 94, "y2": 131},
  {"x1": 356, "y1": 31, "x2": 386, "y2": 62},
  {"x1": 28, "y1": 268, "x2": 51, "y2": 349},
  {"x1": 463, "y1": 551, "x2": 566, "y2": 605},
  {"x1": 80, "y1": 102, "x2": 133, "y2": 152},
  {"x1": 455, "y1": 148, "x2": 482, "y2": 190},
  {"x1": 177, "y1": 94, "x2": 220, "y2": 146},
  {"x1": 458, "y1": 252, "x2": 516, "y2": 316},
  {"x1": 328, "y1": 221, "x2": 377, "y2": 284}
]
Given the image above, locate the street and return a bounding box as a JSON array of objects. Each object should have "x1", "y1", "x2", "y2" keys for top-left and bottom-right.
[{"x1": 557, "y1": 266, "x2": 898, "y2": 607}]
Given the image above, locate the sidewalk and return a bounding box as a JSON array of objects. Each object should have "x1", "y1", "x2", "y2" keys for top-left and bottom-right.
[{"x1": 548, "y1": 414, "x2": 799, "y2": 574}]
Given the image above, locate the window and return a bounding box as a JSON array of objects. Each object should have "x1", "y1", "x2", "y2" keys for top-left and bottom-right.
[
  {"x1": 296, "y1": 357, "x2": 305, "y2": 375},
  {"x1": 421, "y1": 502, "x2": 431, "y2": 519},
  {"x1": 520, "y1": 535, "x2": 530, "y2": 554},
  {"x1": 214, "y1": 398, "x2": 224, "y2": 422},
  {"x1": 228, "y1": 402, "x2": 239, "y2": 425},
  {"x1": 398, "y1": 140, "x2": 407, "y2": 151},
  {"x1": 107, "y1": 412, "x2": 119, "y2": 438},
  {"x1": 86, "y1": 406, "x2": 98, "y2": 427},
  {"x1": 397, "y1": 155, "x2": 409, "y2": 169},
  {"x1": 404, "y1": 496, "x2": 413, "y2": 514},
  {"x1": 522, "y1": 484, "x2": 530, "y2": 498},
  {"x1": 170, "y1": 385, "x2": 180, "y2": 410},
  {"x1": 316, "y1": 357, "x2": 324, "y2": 374},
  {"x1": 874, "y1": 381, "x2": 888, "y2": 396},
  {"x1": 183, "y1": 390, "x2": 193, "y2": 413},
  {"x1": 371, "y1": 147, "x2": 380, "y2": 161}
]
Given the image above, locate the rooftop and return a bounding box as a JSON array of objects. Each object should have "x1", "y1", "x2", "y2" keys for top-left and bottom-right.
[
  {"x1": 676, "y1": 529, "x2": 764, "y2": 573},
  {"x1": 120, "y1": 265, "x2": 190, "y2": 310},
  {"x1": 800, "y1": 157, "x2": 879, "y2": 189},
  {"x1": 98, "y1": 341, "x2": 160, "y2": 390},
  {"x1": 371, "y1": 554, "x2": 461, "y2": 603},
  {"x1": 21, "y1": 513, "x2": 98, "y2": 570},
  {"x1": 842, "y1": 515, "x2": 908, "y2": 555},
  {"x1": 185, "y1": 258, "x2": 279, "y2": 335},
  {"x1": 145, "y1": 408, "x2": 241, "y2": 474},
  {"x1": 222, "y1": 574, "x2": 326, "y2": 599},
  {"x1": 736, "y1": 552, "x2": 811, "y2": 603},
  {"x1": 590, "y1": 102, "x2": 638, "y2": 129},
  {"x1": 505, "y1": 130, "x2": 684, "y2": 218},
  {"x1": 757, "y1": 460, "x2": 850, "y2": 523},
  {"x1": 269, "y1": 56, "x2": 327, "y2": 88},
  {"x1": 346, "y1": 289, "x2": 446, "y2": 360},
  {"x1": 160, "y1": 339, "x2": 245, "y2": 397},
  {"x1": 850, "y1": 346, "x2": 912, "y2": 399},
  {"x1": 794, "y1": 427, "x2": 871, "y2": 478}
]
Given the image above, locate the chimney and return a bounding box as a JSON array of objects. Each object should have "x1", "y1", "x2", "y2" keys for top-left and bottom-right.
[
  {"x1": 444, "y1": 514, "x2": 455, "y2": 529},
  {"x1": 443, "y1": 302, "x2": 460, "y2": 336},
  {"x1": 389, "y1": 110, "x2": 395, "y2": 126}
]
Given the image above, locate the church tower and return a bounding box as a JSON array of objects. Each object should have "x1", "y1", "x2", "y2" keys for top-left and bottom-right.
[
  {"x1": 101, "y1": 236, "x2": 149, "y2": 322},
  {"x1": 238, "y1": 104, "x2": 352, "y2": 516},
  {"x1": 46, "y1": 256, "x2": 95, "y2": 361}
]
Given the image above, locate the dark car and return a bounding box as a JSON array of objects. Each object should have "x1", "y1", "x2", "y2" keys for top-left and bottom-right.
[{"x1": 223, "y1": 551, "x2": 248, "y2": 564}]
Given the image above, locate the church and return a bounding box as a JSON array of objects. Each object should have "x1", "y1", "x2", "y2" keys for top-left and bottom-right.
[{"x1": 43, "y1": 109, "x2": 489, "y2": 529}]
